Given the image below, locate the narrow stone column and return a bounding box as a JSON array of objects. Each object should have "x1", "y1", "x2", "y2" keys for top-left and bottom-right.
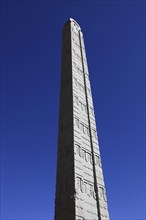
[{"x1": 54, "y1": 18, "x2": 110, "y2": 220}]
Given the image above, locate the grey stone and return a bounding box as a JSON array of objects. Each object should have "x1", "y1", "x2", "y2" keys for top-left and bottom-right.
[{"x1": 54, "y1": 18, "x2": 110, "y2": 220}]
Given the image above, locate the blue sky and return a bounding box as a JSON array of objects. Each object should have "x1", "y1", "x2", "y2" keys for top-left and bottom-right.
[{"x1": 1, "y1": 1, "x2": 145, "y2": 219}]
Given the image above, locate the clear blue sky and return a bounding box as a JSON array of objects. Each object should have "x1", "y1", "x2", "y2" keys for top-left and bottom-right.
[{"x1": 1, "y1": 1, "x2": 145, "y2": 219}]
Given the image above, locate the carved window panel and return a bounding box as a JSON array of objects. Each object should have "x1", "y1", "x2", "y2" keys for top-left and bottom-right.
[
  {"x1": 76, "y1": 177, "x2": 80, "y2": 190},
  {"x1": 99, "y1": 187, "x2": 103, "y2": 199},
  {"x1": 89, "y1": 184, "x2": 94, "y2": 197},
  {"x1": 81, "y1": 149, "x2": 86, "y2": 159},
  {"x1": 86, "y1": 152, "x2": 91, "y2": 162},
  {"x1": 92, "y1": 129, "x2": 97, "y2": 139},
  {"x1": 76, "y1": 176, "x2": 96, "y2": 198},
  {"x1": 84, "y1": 126, "x2": 87, "y2": 135},
  {"x1": 78, "y1": 101, "x2": 87, "y2": 114},
  {"x1": 86, "y1": 127, "x2": 90, "y2": 136},
  {"x1": 76, "y1": 177, "x2": 82, "y2": 191},
  {"x1": 99, "y1": 187, "x2": 106, "y2": 201},
  {"x1": 81, "y1": 180, "x2": 86, "y2": 193},
  {"x1": 90, "y1": 156, "x2": 93, "y2": 164},
  {"x1": 75, "y1": 118, "x2": 80, "y2": 128},
  {"x1": 93, "y1": 190, "x2": 96, "y2": 200},
  {"x1": 103, "y1": 188, "x2": 107, "y2": 202},
  {"x1": 86, "y1": 182, "x2": 90, "y2": 196},
  {"x1": 95, "y1": 155, "x2": 101, "y2": 167},
  {"x1": 75, "y1": 144, "x2": 80, "y2": 156}
]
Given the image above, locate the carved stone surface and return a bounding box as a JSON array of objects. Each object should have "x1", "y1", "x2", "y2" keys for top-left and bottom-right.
[{"x1": 54, "y1": 18, "x2": 110, "y2": 220}]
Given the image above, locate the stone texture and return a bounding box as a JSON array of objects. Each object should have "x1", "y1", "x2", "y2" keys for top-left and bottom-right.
[{"x1": 54, "y1": 18, "x2": 110, "y2": 220}]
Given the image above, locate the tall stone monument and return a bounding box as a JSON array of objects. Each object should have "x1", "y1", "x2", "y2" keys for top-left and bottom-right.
[{"x1": 54, "y1": 18, "x2": 110, "y2": 220}]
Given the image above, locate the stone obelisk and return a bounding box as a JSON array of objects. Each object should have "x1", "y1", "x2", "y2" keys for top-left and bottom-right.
[{"x1": 54, "y1": 18, "x2": 110, "y2": 220}]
